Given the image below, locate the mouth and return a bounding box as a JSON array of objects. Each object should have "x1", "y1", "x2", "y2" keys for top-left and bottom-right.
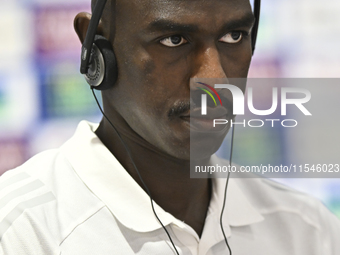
[{"x1": 180, "y1": 106, "x2": 231, "y2": 132}]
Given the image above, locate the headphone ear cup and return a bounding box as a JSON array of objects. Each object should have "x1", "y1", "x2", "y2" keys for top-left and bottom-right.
[{"x1": 84, "y1": 35, "x2": 117, "y2": 90}]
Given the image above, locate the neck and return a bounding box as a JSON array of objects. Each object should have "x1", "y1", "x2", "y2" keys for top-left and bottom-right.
[{"x1": 95, "y1": 115, "x2": 212, "y2": 237}]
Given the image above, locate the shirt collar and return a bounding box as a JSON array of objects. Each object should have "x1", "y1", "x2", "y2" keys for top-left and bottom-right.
[{"x1": 61, "y1": 121, "x2": 263, "y2": 234}]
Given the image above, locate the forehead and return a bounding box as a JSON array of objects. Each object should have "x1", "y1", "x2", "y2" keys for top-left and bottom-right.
[{"x1": 116, "y1": 0, "x2": 253, "y2": 31}]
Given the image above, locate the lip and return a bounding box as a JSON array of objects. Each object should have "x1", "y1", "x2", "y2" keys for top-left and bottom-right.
[
  {"x1": 189, "y1": 106, "x2": 228, "y2": 118},
  {"x1": 180, "y1": 106, "x2": 231, "y2": 132}
]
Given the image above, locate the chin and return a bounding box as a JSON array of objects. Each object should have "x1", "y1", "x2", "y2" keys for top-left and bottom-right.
[
  {"x1": 189, "y1": 127, "x2": 229, "y2": 160},
  {"x1": 160, "y1": 131, "x2": 227, "y2": 162},
  {"x1": 152, "y1": 119, "x2": 229, "y2": 161}
]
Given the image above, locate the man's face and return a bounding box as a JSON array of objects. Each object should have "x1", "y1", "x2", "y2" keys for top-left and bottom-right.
[{"x1": 105, "y1": 0, "x2": 254, "y2": 160}]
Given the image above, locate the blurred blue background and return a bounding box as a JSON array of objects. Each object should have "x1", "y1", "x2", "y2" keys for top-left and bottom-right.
[{"x1": 0, "y1": 0, "x2": 339, "y2": 218}]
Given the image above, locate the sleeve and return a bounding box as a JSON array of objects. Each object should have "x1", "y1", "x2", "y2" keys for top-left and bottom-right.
[
  {"x1": 0, "y1": 218, "x2": 61, "y2": 255},
  {"x1": 0, "y1": 169, "x2": 61, "y2": 255}
]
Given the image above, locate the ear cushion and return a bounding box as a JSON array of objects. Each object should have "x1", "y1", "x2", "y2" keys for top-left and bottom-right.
[{"x1": 86, "y1": 35, "x2": 118, "y2": 90}]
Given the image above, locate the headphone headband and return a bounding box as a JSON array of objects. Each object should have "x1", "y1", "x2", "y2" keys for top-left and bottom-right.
[{"x1": 80, "y1": 0, "x2": 107, "y2": 74}]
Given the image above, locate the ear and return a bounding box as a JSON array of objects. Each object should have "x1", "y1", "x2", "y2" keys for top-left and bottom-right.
[{"x1": 74, "y1": 12, "x2": 104, "y2": 43}]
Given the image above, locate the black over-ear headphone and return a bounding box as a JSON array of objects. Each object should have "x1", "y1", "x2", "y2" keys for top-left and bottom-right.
[
  {"x1": 80, "y1": 0, "x2": 261, "y2": 90},
  {"x1": 80, "y1": 0, "x2": 116, "y2": 90}
]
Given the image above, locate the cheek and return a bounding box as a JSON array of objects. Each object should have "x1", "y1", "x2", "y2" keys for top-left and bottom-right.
[
  {"x1": 115, "y1": 52, "x2": 182, "y2": 121},
  {"x1": 131, "y1": 50, "x2": 191, "y2": 102}
]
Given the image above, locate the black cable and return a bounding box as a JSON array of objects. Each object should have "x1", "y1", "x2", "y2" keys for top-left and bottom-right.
[
  {"x1": 219, "y1": 124, "x2": 235, "y2": 255},
  {"x1": 91, "y1": 88, "x2": 180, "y2": 255},
  {"x1": 251, "y1": 0, "x2": 261, "y2": 54}
]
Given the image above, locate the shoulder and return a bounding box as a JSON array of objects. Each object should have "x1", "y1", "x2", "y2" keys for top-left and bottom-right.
[
  {"x1": 212, "y1": 155, "x2": 340, "y2": 250},
  {"x1": 236, "y1": 176, "x2": 326, "y2": 221},
  {"x1": 212, "y1": 155, "x2": 335, "y2": 222},
  {"x1": 0, "y1": 148, "x2": 104, "y2": 254},
  {"x1": 236, "y1": 177, "x2": 340, "y2": 253}
]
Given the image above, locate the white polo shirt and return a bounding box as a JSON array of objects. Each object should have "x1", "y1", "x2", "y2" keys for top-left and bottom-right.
[{"x1": 0, "y1": 121, "x2": 339, "y2": 255}]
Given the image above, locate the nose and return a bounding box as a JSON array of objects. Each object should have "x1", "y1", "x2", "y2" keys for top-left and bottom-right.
[
  {"x1": 190, "y1": 46, "x2": 228, "y2": 94},
  {"x1": 192, "y1": 47, "x2": 227, "y2": 79}
]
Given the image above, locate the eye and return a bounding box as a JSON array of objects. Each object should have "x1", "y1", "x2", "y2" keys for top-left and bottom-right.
[
  {"x1": 160, "y1": 35, "x2": 188, "y2": 47},
  {"x1": 219, "y1": 31, "x2": 244, "y2": 44}
]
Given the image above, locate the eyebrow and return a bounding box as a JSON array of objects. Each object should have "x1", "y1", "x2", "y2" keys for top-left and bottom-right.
[
  {"x1": 146, "y1": 19, "x2": 200, "y2": 33},
  {"x1": 145, "y1": 13, "x2": 255, "y2": 34},
  {"x1": 219, "y1": 13, "x2": 255, "y2": 32}
]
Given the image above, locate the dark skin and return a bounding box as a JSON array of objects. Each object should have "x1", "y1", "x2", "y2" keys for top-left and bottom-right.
[{"x1": 74, "y1": 0, "x2": 254, "y2": 237}]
